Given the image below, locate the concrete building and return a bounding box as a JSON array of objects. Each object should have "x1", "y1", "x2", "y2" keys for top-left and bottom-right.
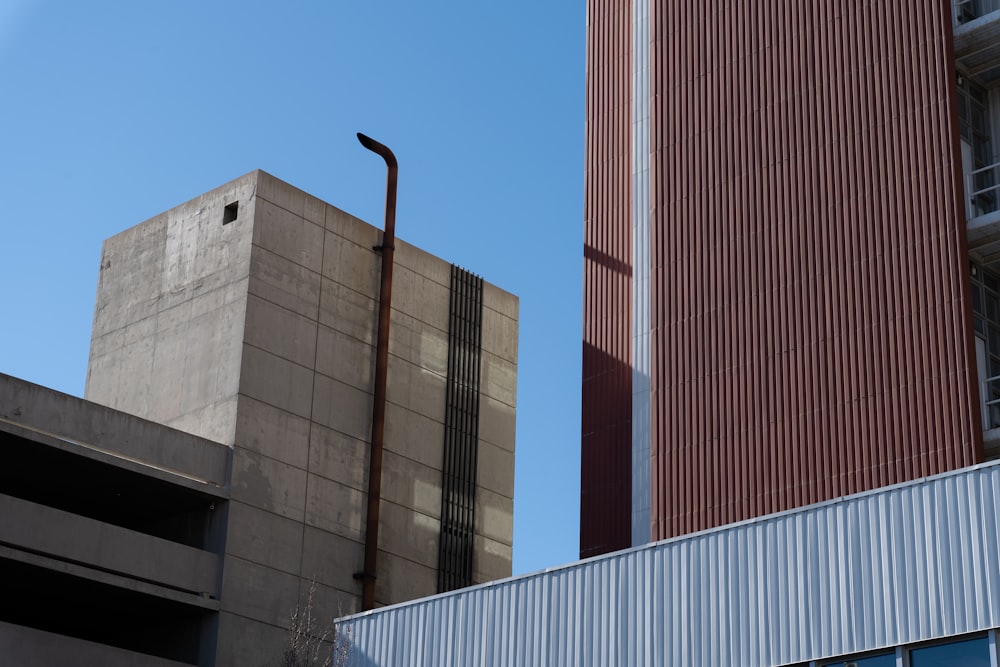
[
  {"x1": 0, "y1": 375, "x2": 229, "y2": 666},
  {"x1": 581, "y1": 0, "x2": 1000, "y2": 557},
  {"x1": 0, "y1": 170, "x2": 518, "y2": 666}
]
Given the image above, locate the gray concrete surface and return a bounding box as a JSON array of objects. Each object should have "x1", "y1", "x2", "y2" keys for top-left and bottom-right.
[
  {"x1": 73, "y1": 170, "x2": 518, "y2": 664},
  {"x1": 0, "y1": 493, "x2": 218, "y2": 596},
  {"x1": 0, "y1": 373, "x2": 230, "y2": 488},
  {"x1": 86, "y1": 173, "x2": 256, "y2": 443}
]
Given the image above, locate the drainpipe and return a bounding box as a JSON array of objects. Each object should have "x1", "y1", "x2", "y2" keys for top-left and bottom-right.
[{"x1": 354, "y1": 132, "x2": 397, "y2": 611}]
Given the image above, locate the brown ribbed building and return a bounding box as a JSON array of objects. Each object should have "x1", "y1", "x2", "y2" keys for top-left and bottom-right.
[{"x1": 582, "y1": 0, "x2": 1000, "y2": 558}]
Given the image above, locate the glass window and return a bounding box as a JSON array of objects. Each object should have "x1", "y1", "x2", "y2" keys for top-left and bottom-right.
[
  {"x1": 984, "y1": 270, "x2": 998, "y2": 293},
  {"x1": 973, "y1": 106, "x2": 987, "y2": 132},
  {"x1": 824, "y1": 652, "x2": 895, "y2": 667},
  {"x1": 971, "y1": 81, "x2": 987, "y2": 104},
  {"x1": 909, "y1": 636, "x2": 990, "y2": 667},
  {"x1": 975, "y1": 136, "x2": 992, "y2": 165}
]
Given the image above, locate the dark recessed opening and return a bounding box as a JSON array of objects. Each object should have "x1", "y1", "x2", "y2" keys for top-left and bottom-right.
[
  {"x1": 222, "y1": 201, "x2": 238, "y2": 224},
  {"x1": 0, "y1": 429, "x2": 224, "y2": 551},
  {"x1": 0, "y1": 556, "x2": 215, "y2": 665}
]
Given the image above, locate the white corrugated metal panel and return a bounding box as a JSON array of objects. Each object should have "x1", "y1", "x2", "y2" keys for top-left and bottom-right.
[{"x1": 340, "y1": 462, "x2": 1000, "y2": 666}]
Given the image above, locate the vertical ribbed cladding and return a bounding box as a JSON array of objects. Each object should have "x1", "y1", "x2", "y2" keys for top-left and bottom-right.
[
  {"x1": 438, "y1": 265, "x2": 484, "y2": 592},
  {"x1": 581, "y1": 0, "x2": 634, "y2": 558},
  {"x1": 648, "y1": 0, "x2": 981, "y2": 540}
]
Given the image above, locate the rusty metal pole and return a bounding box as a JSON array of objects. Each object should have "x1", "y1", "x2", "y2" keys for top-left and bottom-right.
[{"x1": 355, "y1": 132, "x2": 397, "y2": 611}]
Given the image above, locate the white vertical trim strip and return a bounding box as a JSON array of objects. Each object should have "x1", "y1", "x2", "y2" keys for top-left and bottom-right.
[{"x1": 631, "y1": 0, "x2": 652, "y2": 547}]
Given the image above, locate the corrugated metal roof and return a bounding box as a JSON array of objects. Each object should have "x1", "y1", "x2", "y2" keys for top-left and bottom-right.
[{"x1": 340, "y1": 461, "x2": 1000, "y2": 666}]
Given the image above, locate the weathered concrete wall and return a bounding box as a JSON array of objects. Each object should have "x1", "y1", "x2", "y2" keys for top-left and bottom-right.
[
  {"x1": 0, "y1": 372, "x2": 230, "y2": 486},
  {"x1": 79, "y1": 171, "x2": 517, "y2": 666},
  {"x1": 212, "y1": 173, "x2": 519, "y2": 666},
  {"x1": 86, "y1": 173, "x2": 257, "y2": 445},
  {"x1": 475, "y1": 282, "x2": 517, "y2": 584}
]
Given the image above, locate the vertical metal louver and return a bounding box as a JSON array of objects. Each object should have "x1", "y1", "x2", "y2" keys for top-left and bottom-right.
[{"x1": 438, "y1": 265, "x2": 484, "y2": 593}]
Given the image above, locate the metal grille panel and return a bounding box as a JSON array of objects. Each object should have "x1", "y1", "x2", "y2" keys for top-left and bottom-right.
[{"x1": 438, "y1": 265, "x2": 484, "y2": 593}]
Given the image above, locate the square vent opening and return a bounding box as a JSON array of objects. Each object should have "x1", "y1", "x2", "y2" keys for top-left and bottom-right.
[{"x1": 223, "y1": 201, "x2": 239, "y2": 224}]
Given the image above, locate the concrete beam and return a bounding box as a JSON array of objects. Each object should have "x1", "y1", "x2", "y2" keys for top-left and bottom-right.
[
  {"x1": 0, "y1": 374, "x2": 230, "y2": 488},
  {"x1": 0, "y1": 493, "x2": 219, "y2": 597},
  {"x1": 0, "y1": 620, "x2": 191, "y2": 667}
]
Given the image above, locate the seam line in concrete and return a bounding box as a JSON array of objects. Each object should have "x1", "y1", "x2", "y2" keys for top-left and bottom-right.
[
  {"x1": 249, "y1": 246, "x2": 456, "y2": 343},
  {"x1": 255, "y1": 195, "x2": 324, "y2": 230},
  {"x1": 242, "y1": 341, "x2": 482, "y2": 415},
  {"x1": 296, "y1": 202, "x2": 328, "y2": 606}
]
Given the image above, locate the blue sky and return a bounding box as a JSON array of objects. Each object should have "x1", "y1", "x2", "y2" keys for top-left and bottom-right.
[{"x1": 0, "y1": 2, "x2": 585, "y2": 575}]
